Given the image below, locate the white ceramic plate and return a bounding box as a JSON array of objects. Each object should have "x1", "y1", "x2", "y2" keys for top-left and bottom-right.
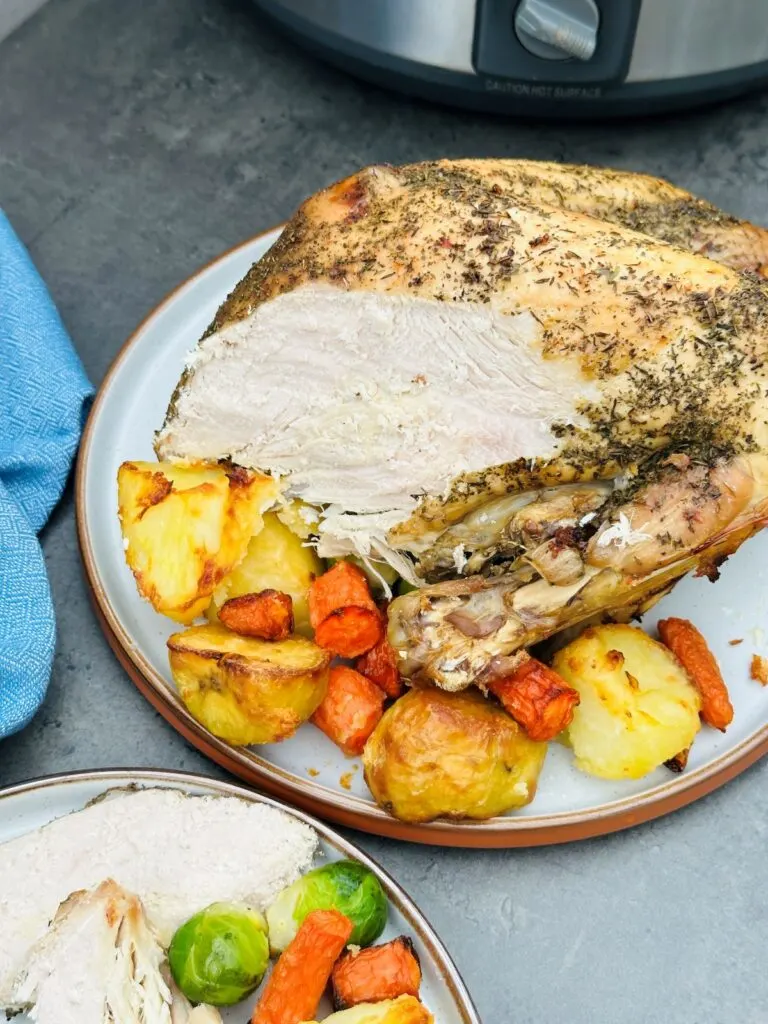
[
  {"x1": 0, "y1": 769, "x2": 478, "y2": 1024},
  {"x1": 76, "y1": 229, "x2": 768, "y2": 847}
]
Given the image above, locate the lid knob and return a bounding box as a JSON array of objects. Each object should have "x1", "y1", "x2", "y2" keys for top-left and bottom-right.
[{"x1": 514, "y1": 0, "x2": 600, "y2": 61}]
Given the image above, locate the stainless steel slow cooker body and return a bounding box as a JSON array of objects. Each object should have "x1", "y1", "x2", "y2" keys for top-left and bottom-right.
[{"x1": 252, "y1": 0, "x2": 768, "y2": 116}]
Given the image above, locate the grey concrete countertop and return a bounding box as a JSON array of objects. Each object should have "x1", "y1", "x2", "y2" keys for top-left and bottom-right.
[{"x1": 2, "y1": 3, "x2": 768, "y2": 1021}]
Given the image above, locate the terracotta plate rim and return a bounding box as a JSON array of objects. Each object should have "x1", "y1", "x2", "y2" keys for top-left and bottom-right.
[
  {"x1": 75, "y1": 228, "x2": 768, "y2": 848},
  {"x1": 0, "y1": 766, "x2": 481, "y2": 1024}
]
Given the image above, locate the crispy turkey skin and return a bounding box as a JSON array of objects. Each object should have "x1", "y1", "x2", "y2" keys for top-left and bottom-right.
[
  {"x1": 157, "y1": 159, "x2": 768, "y2": 690},
  {"x1": 454, "y1": 159, "x2": 768, "y2": 278}
]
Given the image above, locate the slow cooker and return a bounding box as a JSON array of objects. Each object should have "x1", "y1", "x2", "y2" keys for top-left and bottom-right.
[{"x1": 251, "y1": 0, "x2": 768, "y2": 116}]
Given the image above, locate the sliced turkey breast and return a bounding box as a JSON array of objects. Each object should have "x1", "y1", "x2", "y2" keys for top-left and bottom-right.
[
  {"x1": 7, "y1": 880, "x2": 171, "y2": 1024},
  {"x1": 155, "y1": 159, "x2": 768, "y2": 689},
  {"x1": 0, "y1": 788, "x2": 317, "y2": 1007}
]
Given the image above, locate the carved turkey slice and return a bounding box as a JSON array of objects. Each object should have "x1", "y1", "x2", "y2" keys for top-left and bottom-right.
[
  {"x1": 6, "y1": 880, "x2": 172, "y2": 1024},
  {"x1": 156, "y1": 159, "x2": 768, "y2": 691}
]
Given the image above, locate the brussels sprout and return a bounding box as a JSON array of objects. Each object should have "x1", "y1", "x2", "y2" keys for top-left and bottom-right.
[
  {"x1": 394, "y1": 578, "x2": 419, "y2": 596},
  {"x1": 266, "y1": 860, "x2": 387, "y2": 954},
  {"x1": 168, "y1": 902, "x2": 269, "y2": 1006}
]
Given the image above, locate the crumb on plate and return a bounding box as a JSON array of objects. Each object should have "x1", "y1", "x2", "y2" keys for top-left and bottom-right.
[
  {"x1": 750, "y1": 654, "x2": 768, "y2": 685},
  {"x1": 339, "y1": 765, "x2": 359, "y2": 791}
]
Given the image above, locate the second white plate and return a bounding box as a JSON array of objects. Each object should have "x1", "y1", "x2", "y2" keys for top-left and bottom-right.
[{"x1": 0, "y1": 768, "x2": 478, "y2": 1023}]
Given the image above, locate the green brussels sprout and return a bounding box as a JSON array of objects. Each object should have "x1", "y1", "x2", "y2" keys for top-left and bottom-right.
[
  {"x1": 395, "y1": 578, "x2": 419, "y2": 596},
  {"x1": 168, "y1": 902, "x2": 269, "y2": 1006},
  {"x1": 266, "y1": 860, "x2": 388, "y2": 954}
]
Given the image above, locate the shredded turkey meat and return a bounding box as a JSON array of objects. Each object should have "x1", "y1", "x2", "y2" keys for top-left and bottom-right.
[{"x1": 7, "y1": 880, "x2": 171, "y2": 1024}]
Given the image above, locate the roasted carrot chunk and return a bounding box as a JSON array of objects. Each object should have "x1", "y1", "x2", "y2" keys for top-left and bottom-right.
[
  {"x1": 309, "y1": 562, "x2": 383, "y2": 658},
  {"x1": 311, "y1": 665, "x2": 386, "y2": 756},
  {"x1": 356, "y1": 631, "x2": 403, "y2": 699},
  {"x1": 315, "y1": 606, "x2": 383, "y2": 659},
  {"x1": 658, "y1": 617, "x2": 734, "y2": 731},
  {"x1": 332, "y1": 936, "x2": 422, "y2": 1010},
  {"x1": 251, "y1": 909, "x2": 353, "y2": 1024},
  {"x1": 219, "y1": 589, "x2": 294, "y2": 640},
  {"x1": 488, "y1": 656, "x2": 580, "y2": 742},
  {"x1": 309, "y1": 561, "x2": 378, "y2": 627}
]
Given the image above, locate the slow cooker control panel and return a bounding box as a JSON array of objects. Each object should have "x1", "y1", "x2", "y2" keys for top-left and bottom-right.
[{"x1": 475, "y1": 0, "x2": 641, "y2": 83}]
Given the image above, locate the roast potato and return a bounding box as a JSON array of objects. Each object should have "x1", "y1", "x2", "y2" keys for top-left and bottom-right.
[
  {"x1": 300, "y1": 995, "x2": 433, "y2": 1024},
  {"x1": 363, "y1": 688, "x2": 546, "y2": 822},
  {"x1": 167, "y1": 624, "x2": 330, "y2": 744},
  {"x1": 118, "y1": 461, "x2": 278, "y2": 623},
  {"x1": 209, "y1": 511, "x2": 324, "y2": 635},
  {"x1": 553, "y1": 623, "x2": 701, "y2": 779},
  {"x1": 275, "y1": 499, "x2": 321, "y2": 539}
]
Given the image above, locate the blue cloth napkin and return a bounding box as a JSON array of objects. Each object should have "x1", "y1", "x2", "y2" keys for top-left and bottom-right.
[{"x1": 0, "y1": 211, "x2": 93, "y2": 738}]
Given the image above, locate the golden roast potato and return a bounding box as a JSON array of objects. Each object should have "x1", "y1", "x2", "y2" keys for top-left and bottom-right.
[
  {"x1": 300, "y1": 996, "x2": 433, "y2": 1024},
  {"x1": 363, "y1": 688, "x2": 546, "y2": 823},
  {"x1": 167, "y1": 624, "x2": 330, "y2": 745},
  {"x1": 117, "y1": 461, "x2": 278, "y2": 623},
  {"x1": 275, "y1": 498, "x2": 321, "y2": 539},
  {"x1": 208, "y1": 510, "x2": 324, "y2": 635},
  {"x1": 553, "y1": 623, "x2": 701, "y2": 779}
]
